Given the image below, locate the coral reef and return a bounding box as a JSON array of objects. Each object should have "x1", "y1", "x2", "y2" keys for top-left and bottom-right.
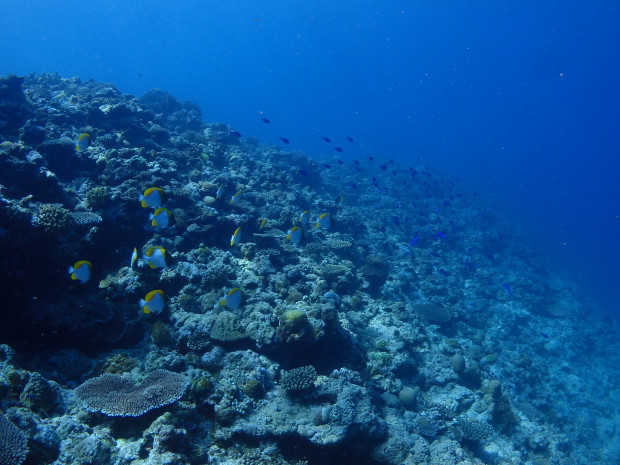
[{"x1": 0, "y1": 73, "x2": 618, "y2": 465}]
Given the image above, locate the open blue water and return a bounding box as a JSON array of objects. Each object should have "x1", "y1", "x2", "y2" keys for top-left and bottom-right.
[{"x1": 1, "y1": 0, "x2": 618, "y2": 315}]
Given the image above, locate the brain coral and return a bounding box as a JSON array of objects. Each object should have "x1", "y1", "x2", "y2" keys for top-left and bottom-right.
[
  {"x1": 74, "y1": 369, "x2": 189, "y2": 417},
  {"x1": 0, "y1": 413, "x2": 29, "y2": 465}
]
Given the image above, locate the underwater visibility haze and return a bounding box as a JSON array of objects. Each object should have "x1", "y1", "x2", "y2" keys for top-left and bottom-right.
[
  {"x1": 0, "y1": 1, "x2": 619, "y2": 464},
  {"x1": 2, "y1": 0, "x2": 618, "y2": 309}
]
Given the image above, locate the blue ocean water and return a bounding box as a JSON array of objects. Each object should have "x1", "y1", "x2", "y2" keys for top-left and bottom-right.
[{"x1": 1, "y1": 0, "x2": 618, "y2": 314}]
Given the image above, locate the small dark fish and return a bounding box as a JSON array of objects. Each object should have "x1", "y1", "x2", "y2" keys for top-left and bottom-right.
[
  {"x1": 322, "y1": 163, "x2": 332, "y2": 169},
  {"x1": 261, "y1": 118, "x2": 270, "y2": 124},
  {"x1": 389, "y1": 159, "x2": 394, "y2": 164},
  {"x1": 229, "y1": 130, "x2": 242, "y2": 137},
  {"x1": 279, "y1": 137, "x2": 290, "y2": 144},
  {"x1": 353, "y1": 160, "x2": 360, "y2": 165},
  {"x1": 540, "y1": 332, "x2": 549, "y2": 339},
  {"x1": 437, "y1": 269, "x2": 448, "y2": 276},
  {"x1": 334, "y1": 147, "x2": 343, "y2": 153},
  {"x1": 349, "y1": 183, "x2": 357, "y2": 189},
  {"x1": 296, "y1": 169, "x2": 309, "y2": 176},
  {"x1": 436, "y1": 231, "x2": 446, "y2": 238},
  {"x1": 392, "y1": 216, "x2": 400, "y2": 224},
  {"x1": 380, "y1": 165, "x2": 388, "y2": 171},
  {"x1": 321, "y1": 136, "x2": 331, "y2": 143},
  {"x1": 503, "y1": 282, "x2": 513, "y2": 295},
  {"x1": 368, "y1": 156, "x2": 374, "y2": 161},
  {"x1": 356, "y1": 167, "x2": 361, "y2": 172},
  {"x1": 346, "y1": 136, "x2": 354, "y2": 143},
  {"x1": 337, "y1": 160, "x2": 343, "y2": 165}
]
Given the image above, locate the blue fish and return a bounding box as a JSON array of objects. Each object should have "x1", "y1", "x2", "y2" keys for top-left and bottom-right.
[
  {"x1": 321, "y1": 136, "x2": 331, "y2": 143},
  {"x1": 409, "y1": 236, "x2": 419, "y2": 246},
  {"x1": 346, "y1": 136, "x2": 354, "y2": 143},
  {"x1": 279, "y1": 137, "x2": 290, "y2": 144},
  {"x1": 436, "y1": 231, "x2": 447, "y2": 239},
  {"x1": 334, "y1": 147, "x2": 343, "y2": 153},
  {"x1": 541, "y1": 332, "x2": 549, "y2": 338},
  {"x1": 261, "y1": 118, "x2": 270, "y2": 124},
  {"x1": 229, "y1": 130, "x2": 242, "y2": 137},
  {"x1": 503, "y1": 282, "x2": 513, "y2": 295}
]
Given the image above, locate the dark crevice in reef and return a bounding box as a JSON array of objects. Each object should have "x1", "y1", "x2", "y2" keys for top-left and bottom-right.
[{"x1": 227, "y1": 433, "x2": 386, "y2": 465}]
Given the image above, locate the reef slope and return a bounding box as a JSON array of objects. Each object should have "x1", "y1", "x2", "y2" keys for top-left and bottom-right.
[{"x1": 0, "y1": 73, "x2": 618, "y2": 465}]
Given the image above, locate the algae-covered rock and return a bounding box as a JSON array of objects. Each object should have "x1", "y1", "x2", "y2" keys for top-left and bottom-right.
[{"x1": 210, "y1": 311, "x2": 248, "y2": 342}]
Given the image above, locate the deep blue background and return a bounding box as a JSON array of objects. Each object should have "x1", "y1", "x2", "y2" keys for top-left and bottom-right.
[{"x1": 1, "y1": 1, "x2": 618, "y2": 314}]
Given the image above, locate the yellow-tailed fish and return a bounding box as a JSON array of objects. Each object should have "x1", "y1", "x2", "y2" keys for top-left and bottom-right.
[
  {"x1": 140, "y1": 290, "x2": 165, "y2": 314},
  {"x1": 230, "y1": 227, "x2": 242, "y2": 246},
  {"x1": 260, "y1": 218, "x2": 267, "y2": 229},
  {"x1": 335, "y1": 195, "x2": 344, "y2": 208},
  {"x1": 286, "y1": 226, "x2": 304, "y2": 244},
  {"x1": 75, "y1": 133, "x2": 90, "y2": 151},
  {"x1": 149, "y1": 207, "x2": 172, "y2": 228},
  {"x1": 143, "y1": 247, "x2": 167, "y2": 269},
  {"x1": 130, "y1": 247, "x2": 137, "y2": 269},
  {"x1": 230, "y1": 191, "x2": 243, "y2": 205},
  {"x1": 68, "y1": 260, "x2": 92, "y2": 283},
  {"x1": 220, "y1": 288, "x2": 243, "y2": 310},
  {"x1": 315, "y1": 213, "x2": 332, "y2": 230},
  {"x1": 140, "y1": 187, "x2": 165, "y2": 208},
  {"x1": 216, "y1": 184, "x2": 224, "y2": 199},
  {"x1": 299, "y1": 210, "x2": 310, "y2": 227}
]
